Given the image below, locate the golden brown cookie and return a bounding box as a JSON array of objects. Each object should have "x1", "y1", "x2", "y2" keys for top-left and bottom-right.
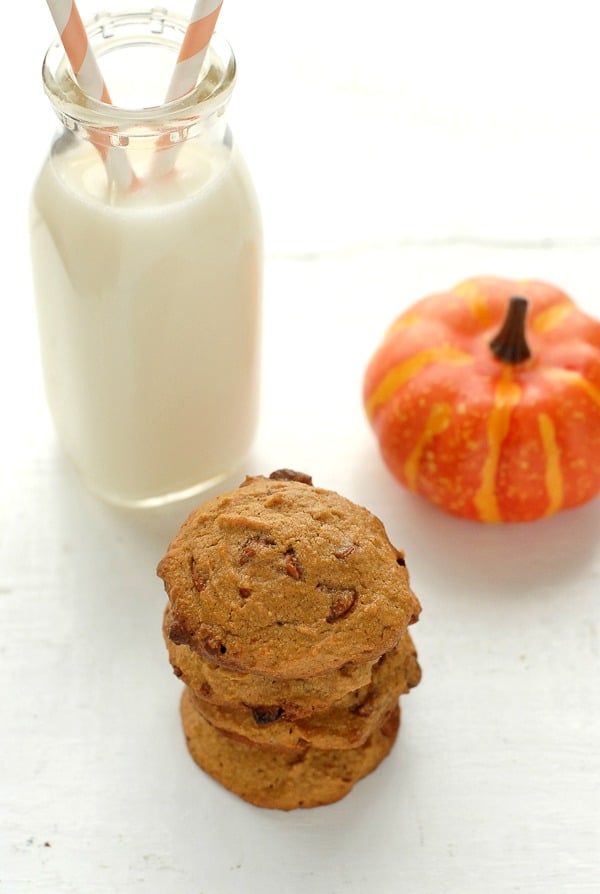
[
  {"x1": 180, "y1": 687, "x2": 401, "y2": 810},
  {"x1": 163, "y1": 605, "x2": 380, "y2": 719},
  {"x1": 188, "y1": 634, "x2": 420, "y2": 752},
  {"x1": 157, "y1": 472, "x2": 421, "y2": 678}
]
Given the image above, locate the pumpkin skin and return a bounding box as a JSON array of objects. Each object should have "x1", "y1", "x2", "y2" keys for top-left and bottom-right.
[{"x1": 363, "y1": 276, "x2": 600, "y2": 523}]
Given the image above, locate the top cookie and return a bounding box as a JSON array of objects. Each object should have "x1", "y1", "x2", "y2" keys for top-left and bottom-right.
[{"x1": 157, "y1": 471, "x2": 421, "y2": 678}]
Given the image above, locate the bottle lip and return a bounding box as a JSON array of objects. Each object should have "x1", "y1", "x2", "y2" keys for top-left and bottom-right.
[{"x1": 41, "y1": 8, "x2": 236, "y2": 135}]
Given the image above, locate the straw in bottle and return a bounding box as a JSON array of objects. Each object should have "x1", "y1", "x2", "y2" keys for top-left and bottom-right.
[
  {"x1": 150, "y1": 0, "x2": 224, "y2": 178},
  {"x1": 164, "y1": 0, "x2": 223, "y2": 102},
  {"x1": 45, "y1": 0, "x2": 136, "y2": 190}
]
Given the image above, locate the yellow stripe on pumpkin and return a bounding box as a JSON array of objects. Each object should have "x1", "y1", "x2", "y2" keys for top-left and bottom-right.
[
  {"x1": 404, "y1": 402, "x2": 452, "y2": 490},
  {"x1": 386, "y1": 310, "x2": 421, "y2": 336},
  {"x1": 532, "y1": 301, "x2": 573, "y2": 334},
  {"x1": 452, "y1": 280, "x2": 493, "y2": 327},
  {"x1": 365, "y1": 346, "x2": 473, "y2": 418},
  {"x1": 541, "y1": 368, "x2": 600, "y2": 408},
  {"x1": 473, "y1": 369, "x2": 522, "y2": 522},
  {"x1": 537, "y1": 412, "x2": 563, "y2": 516}
]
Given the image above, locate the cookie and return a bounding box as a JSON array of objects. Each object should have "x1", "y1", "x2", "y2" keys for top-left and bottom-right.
[
  {"x1": 157, "y1": 472, "x2": 421, "y2": 678},
  {"x1": 188, "y1": 634, "x2": 420, "y2": 752},
  {"x1": 180, "y1": 687, "x2": 401, "y2": 810},
  {"x1": 163, "y1": 605, "x2": 380, "y2": 719}
]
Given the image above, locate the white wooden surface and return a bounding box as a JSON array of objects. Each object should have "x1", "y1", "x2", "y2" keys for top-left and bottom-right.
[{"x1": 2, "y1": 2, "x2": 600, "y2": 892}]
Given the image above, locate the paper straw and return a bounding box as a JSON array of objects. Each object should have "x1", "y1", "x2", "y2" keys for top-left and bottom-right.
[
  {"x1": 165, "y1": 0, "x2": 223, "y2": 102},
  {"x1": 150, "y1": 0, "x2": 223, "y2": 178},
  {"x1": 45, "y1": 0, "x2": 136, "y2": 190}
]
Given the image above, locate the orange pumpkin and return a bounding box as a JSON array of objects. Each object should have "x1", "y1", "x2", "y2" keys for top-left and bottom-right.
[{"x1": 363, "y1": 276, "x2": 600, "y2": 522}]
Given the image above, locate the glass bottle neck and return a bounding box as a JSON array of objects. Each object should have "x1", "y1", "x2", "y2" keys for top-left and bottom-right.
[{"x1": 42, "y1": 10, "x2": 236, "y2": 146}]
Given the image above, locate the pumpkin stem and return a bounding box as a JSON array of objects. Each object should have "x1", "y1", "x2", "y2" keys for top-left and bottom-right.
[{"x1": 489, "y1": 296, "x2": 531, "y2": 364}]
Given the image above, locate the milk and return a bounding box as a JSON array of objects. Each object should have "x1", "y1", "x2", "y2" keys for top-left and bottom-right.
[{"x1": 30, "y1": 136, "x2": 262, "y2": 505}]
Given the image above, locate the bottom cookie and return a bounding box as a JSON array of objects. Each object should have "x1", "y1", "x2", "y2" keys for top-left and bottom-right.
[{"x1": 180, "y1": 687, "x2": 400, "y2": 810}]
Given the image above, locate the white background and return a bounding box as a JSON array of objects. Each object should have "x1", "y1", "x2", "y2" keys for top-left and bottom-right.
[{"x1": 1, "y1": 2, "x2": 600, "y2": 892}]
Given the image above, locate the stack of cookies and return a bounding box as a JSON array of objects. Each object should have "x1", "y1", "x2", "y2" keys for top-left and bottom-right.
[{"x1": 157, "y1": 470, "x2": 421, "y2": 810}]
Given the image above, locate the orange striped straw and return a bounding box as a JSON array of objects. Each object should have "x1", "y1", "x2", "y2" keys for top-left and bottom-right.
[
  {"x1": 150, "y1": 0, "x2": 223, "y2": 178},
  {"x1": 165, "y1": 0, "x2": 223, "y2": 103},
  {"x1": 45, "y1": 0, "x2": 136, "y2": 190}
]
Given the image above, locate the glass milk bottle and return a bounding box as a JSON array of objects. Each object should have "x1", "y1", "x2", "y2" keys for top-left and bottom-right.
[{"x1": 30, "y1": 10, "x2": 262, "y2": 507}]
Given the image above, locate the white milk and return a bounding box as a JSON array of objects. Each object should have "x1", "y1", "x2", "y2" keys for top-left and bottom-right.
[{"x1": 30, "y1": 136, "x2": 262, "y2": 505}]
